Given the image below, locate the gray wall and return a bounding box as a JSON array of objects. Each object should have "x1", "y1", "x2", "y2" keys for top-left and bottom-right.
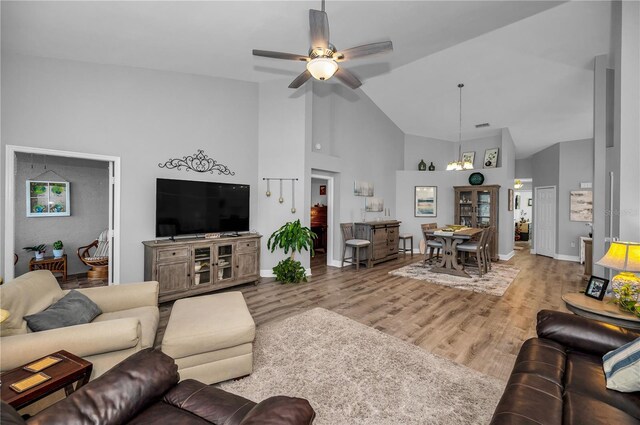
[
  {"x1": 531, "y1": 139, "x2": 595, "y2": 259},
  {"x1": 2, "y1": 53, "x2": 259, "y2": 283},
  {"x1": 558, "y1": 139, "x2": 594, "y2": 257},
  {"x1": 310, "y1": 83, "x2": 404, "y2": 265},
  {"x1": 515, "y1": 158, "x2": 533, "y2": 178},
  {"x1": 403, "y1": 134, "x2": 453, "y2": 171},
  {"x1": 311, "y1": 178, "x2": 327, "y2": 206},
  {"x1": 14, "y1": 154, "x2": 109, "y2": 276}
]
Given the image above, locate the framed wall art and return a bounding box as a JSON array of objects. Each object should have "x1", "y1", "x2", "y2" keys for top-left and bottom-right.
[
  {"x1": 26, "y1": 180, "x2": 70, "y2": 217},
  {"x1": 483, "y1": 148, "x2": 499, "y2": 168},
  {"x1": 462, "y1": 151, "x2": 475, "y2": 167},
  {"x1": 365, "y1": 197, "x2": 384, "y2": 212},
  {"x1": 354, "y1": 180, "x2": 374, "y2": 197},
  {"x1": 415, "y1": 186, "x2": 437, "y2": 217},
  {"x1": 570, "y1": 190, "x2": 593, "y2": 222}
]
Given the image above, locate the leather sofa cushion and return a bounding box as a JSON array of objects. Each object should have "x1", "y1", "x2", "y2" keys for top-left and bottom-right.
[
  {"x1": 564, "y1": 351, "x2": 640, "y2": 420},
  {"x1": 510, "y1": 338, "x2": 566, "y2": 386},
  {"x1": 162, "y1": 292, "x2": 255, "y2": 359},
  {"x1": 94, "y1": 306, "x2": 159, "y2": 349},
  {"x1": 563, "y1": 391, "x2": 640, "y2": 425},
  {"x1": 24, "y1": 290, "x2": 102, "y2": 332},
  {"x1": 0, "y1": 271, "x2": 63, "y2": 336}
]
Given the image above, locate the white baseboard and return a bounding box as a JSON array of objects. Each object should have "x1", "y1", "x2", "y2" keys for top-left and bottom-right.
[
  {"x1": 499, "y1": 251, "x2": 515, "y2": 261},
  {"x1": 554, "y1": 254, "x2": 580, "y2": 262},
  {"x1": 328, "y1": 259, "x2": 344, "y2": 268}
]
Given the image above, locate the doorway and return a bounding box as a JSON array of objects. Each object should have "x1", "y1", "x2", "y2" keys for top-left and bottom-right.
[
  {"x1": 4, "y1": 145, "x2": 121, "y2": 284},
  {"x1": 534, "y1": 186, "x2": 556, "y2": 258},
  {"x1": 310, "y1": 174, "x2": 334, "y2": 272}
]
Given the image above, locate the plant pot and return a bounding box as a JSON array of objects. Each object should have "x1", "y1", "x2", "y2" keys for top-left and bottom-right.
[
  {"x1": 53, "y1": 249, "x2": 64, "y2": 259},
  {"x1": 35, "y1": 252, "x2": 45, "y2": 260}
]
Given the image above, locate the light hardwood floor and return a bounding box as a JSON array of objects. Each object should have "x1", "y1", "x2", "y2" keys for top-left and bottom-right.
[{"x1": 154, "y1": 247, "x2": 585, "y2": 382}]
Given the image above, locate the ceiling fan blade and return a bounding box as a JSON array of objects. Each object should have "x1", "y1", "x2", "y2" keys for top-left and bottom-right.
[
  {"x1": 334, "y1": 67, "x2": 362, "y2": 90},
  {"x1": 336, "y1": 41, "x2": 393, "y2": 61},
  {"x1": 309, "y1": 9, "x2": 329, "y2": 49},
  {"x1": 288, "y1": 70, "x2": 312, "y2": 89},
  {"x1": 252, "y1": 50, "x2": 309, "y2": 61}
]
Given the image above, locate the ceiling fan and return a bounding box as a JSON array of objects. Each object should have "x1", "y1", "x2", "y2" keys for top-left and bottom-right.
[{"x1": 252, "y1": 0, "x2": 393, "y2": 90}]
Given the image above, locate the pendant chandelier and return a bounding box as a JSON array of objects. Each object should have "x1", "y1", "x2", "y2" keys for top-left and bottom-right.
[{"x1": 447, "y1": 83, "x2": 474, "y2": 171}]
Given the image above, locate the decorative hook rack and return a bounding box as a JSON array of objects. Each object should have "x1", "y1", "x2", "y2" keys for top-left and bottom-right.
[{"x1": 263, "y1": 178, "x2": 299, "y2": 214}]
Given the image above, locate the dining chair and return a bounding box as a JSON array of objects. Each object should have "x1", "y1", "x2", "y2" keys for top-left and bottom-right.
[
  {"x1": 421, "y1": 223, "x2": 441, "y2": 266},
  {"x1": 457, "y1": 228, "x2": 489, "y2": 277},
  {"x1": 340, "y1": 223, "x2": 371, "y2": 272},
  {"x1": 483, "y1": 226, "x2": 496, "y2": 272}
]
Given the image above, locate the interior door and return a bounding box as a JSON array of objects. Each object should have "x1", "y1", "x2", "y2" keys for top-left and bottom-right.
[
  {"x1": 108, "y1": 161, "x2": 114, "y2": 284},
  {"x1": 535, "y1": 187, "x2": 556, "y2": 258}
]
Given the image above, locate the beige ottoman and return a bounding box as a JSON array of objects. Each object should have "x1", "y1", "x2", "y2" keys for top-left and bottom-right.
[{"x1": 161, "y1": 292, "x2": 255, "y2": 384}]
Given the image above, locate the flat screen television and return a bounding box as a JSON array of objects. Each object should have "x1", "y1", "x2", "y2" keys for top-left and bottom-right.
[{"x1": 156, "y1": 178, "x2": 250, "y2": 237}]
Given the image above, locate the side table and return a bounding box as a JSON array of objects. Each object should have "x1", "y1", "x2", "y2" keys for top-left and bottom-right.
[
  {"x1": 1, "y1": 350, "x2": 92, "y2": 410},
  {"x1": 29, "y1": 255, "x2": 67, "y2": 282},
  {"x1": 562, "y1": 292, "x2": 640, "y2": 330}
]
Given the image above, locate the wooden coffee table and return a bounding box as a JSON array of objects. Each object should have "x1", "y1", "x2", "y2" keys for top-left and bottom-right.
[
  {"x1": 1, "y1": 350, "x2": 92, "y2": 410},
  {"x1": 562, "y1": 292, "x2": 640, "y2": 330}
]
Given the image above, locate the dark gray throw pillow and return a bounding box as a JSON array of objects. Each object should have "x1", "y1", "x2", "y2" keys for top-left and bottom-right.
[{"x1": 25, "y1": 290, "x2": 102, "y2": 332}]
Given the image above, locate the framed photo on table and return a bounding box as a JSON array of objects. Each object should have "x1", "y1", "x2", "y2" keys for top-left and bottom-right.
[
  {"x1": 584, "y1": 276, "x2": 609, "y2": 300},
  {"x1": 415, "y1": 186, "x2": 437, "y2": 217}
]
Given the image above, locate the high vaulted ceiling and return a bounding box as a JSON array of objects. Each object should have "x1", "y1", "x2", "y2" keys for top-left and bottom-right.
[{"x1": 2, "y1": 1, "x2": 612, "y2": 159}]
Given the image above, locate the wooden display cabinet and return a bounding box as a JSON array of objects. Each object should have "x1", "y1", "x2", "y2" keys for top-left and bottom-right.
[{"x1": 454, "y1": 185, "x2": 500, "y2": 261}]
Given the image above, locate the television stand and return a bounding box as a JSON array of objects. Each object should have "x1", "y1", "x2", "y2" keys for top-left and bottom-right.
[{"x1": 142, "y1": 234, "x2": 261, "y2": 303}]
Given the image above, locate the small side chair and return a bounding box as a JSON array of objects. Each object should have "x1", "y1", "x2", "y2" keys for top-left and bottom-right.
[{"x1": 340, "y1": 223, "x2": 371, "y2": 272}]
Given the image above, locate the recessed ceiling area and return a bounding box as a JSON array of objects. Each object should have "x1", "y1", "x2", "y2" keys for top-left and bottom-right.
[{"x1": 1, "y1": 1, "x2": 611, "y2": 159}]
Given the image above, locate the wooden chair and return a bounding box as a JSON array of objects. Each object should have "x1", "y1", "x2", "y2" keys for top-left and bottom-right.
[
  {"x1": 78, "y1": 229, "x2": 110, "y2": 280},
  {"x1": 340, "y1": 223, "x2": 371, "y2": 272},
  {"x1": 457, "y1": 228, "x2": 489, "y2": 277},
  {"x1": 421, "y1": 223, "x2": 441, "y2": 265},
  {"x1": 483, "y1": 226, "x2": 496, "y2": 272}
]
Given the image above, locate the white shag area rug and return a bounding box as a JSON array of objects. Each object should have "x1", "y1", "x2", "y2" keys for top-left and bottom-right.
[
  {"x1": 389, "y1": 262, "x2": 520, "y2": 296},
  {"x1": 219, "y1": 308, "x2": 504, "y2": 425}
]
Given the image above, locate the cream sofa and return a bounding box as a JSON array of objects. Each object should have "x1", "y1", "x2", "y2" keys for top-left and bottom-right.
[{"x1": 0, "y1": 270, "x2": 159, "y2": 379}]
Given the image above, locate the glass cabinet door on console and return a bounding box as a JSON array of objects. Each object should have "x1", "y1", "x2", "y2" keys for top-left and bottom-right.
[
  {"x1": 454, "y1": 185, "x2": 500, "y2": 260},
  {"x1": 193, "y1": 245, "x2": 213, "y2": 286},
  {"x1": 215, "y1": 244, "x2": 234, "y2": 283}
]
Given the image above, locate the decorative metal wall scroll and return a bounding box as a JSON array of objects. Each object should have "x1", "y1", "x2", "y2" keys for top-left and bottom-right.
[
  {"x1": 263, "y1": 178, "x2": 298, "y2": 214},
  {"x1": 159, "y1": 150, "x2": 235, "y2": 175}
]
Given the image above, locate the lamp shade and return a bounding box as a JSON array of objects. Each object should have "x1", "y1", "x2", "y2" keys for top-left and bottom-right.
[
  {"x1": 0, "y1": 309, "x2": 10, "y2": 323},
  {"x1": 596, "y1": 241, "x2": 640, "y2": 272},
  {"x1": 306, "y1": 58, "x2": 338, "y2": 81}
]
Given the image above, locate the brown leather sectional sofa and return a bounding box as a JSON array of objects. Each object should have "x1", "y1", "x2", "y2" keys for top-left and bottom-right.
[
  {"x1": 1, "y1": 349, "x2": 315, "y2": 425},
  {"x1": 491, "y1": 310, "x2": 640, "y2": 425}
]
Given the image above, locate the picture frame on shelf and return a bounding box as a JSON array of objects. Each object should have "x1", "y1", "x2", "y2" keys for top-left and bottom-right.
[
  {"x1": 584, "y1": 276, "x2": 609, "y2": 300},
  {"x1": 483, "y1": 148, "x2": 499, "y2": 168},
  {"x1": 462, "y1": 151, "x2": 475, "y2": 167},
  {"x1": 26, "y1": 180, "x2": 70, "y2": 217},
  {"x1": 415, "y1": 186, "x2": 437, "y2": 217}
]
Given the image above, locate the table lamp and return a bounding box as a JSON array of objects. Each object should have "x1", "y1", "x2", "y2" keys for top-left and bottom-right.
[{"x1": 596, "y1": 241, "x2": 640, "y2": 297}]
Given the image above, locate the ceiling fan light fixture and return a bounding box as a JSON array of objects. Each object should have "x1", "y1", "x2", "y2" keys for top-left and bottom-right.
[{"x1": 306, "y1": 57, "x2": 338, "y2": 81}]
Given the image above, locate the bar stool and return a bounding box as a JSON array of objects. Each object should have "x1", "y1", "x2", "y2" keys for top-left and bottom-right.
[
  {"x1": 399, "y1": 234, "x2": 414, "y2": 256},
  {"x1": 340, "y1": 223, "x2": 371, "y2": 271}
]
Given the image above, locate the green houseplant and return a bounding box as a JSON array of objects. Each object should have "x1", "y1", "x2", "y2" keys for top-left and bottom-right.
[
  {"x1": 267, "y1": 220, "x2": 316, "y2": 283},
  {"x1": 23, "y1": 244, "x2": 47, "y2": 260},
  {"x1": 52, "y1": 240, "x2": 64, "y2": 259}
]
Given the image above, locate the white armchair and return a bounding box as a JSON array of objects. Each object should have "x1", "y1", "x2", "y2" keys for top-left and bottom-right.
[{"x1": 0, "y1": 270, "x2": 159, "y2": 379}]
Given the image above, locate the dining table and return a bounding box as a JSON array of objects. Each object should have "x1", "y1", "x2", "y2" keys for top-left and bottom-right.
[{"x1": 425, "y1": 226, "x2": 484, "y2": 278}]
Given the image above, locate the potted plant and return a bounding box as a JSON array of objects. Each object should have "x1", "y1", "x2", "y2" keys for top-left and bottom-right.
[
  {"x1": 52, "y1": 240, "x2": 64, "y2": 258},
  {"x1": 23, "y1": 244, "x2": 47, "y2": 260},
  {"x1": 611, "y1": 282, "x2": 640, "y2": 317},
  {"x1": 267, "y1": 219, "x2": 316, "y2": 284}
]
